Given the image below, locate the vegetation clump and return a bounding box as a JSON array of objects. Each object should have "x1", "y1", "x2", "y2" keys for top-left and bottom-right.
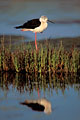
[{"x1": 0, "y1": 39, "x2": 80, "y2": 75}]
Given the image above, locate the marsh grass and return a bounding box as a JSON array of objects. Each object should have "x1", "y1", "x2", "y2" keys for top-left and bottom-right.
[{"x1": 0, "y1": 37, "x2": 80, "y2": 75}]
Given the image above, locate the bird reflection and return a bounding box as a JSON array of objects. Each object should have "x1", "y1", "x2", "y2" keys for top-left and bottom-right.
[{"x1": 20, "y1": 98, "x2": 52, "y2": 114}]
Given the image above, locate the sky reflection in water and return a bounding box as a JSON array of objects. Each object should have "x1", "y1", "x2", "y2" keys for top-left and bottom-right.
[
  {"x1": 0, "y1": 1, "x2": 80, "y2": 120},
  {"x1": 0, "y1": 73, "x2": 80, "y2": 120},
  {"x1": 0, "y1": 0, "x2": 80, "y2": 41}
]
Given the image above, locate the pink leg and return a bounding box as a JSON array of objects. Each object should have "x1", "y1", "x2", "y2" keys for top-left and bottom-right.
[
  {"x1": 37, "y1": 88, "x2": 40, "y2": 98},
  {"x1": 35, "y1": 32, "x2": 38, "y2": 51},
  {"x1": 35, "y1": 33, "x2": 39, "y2": 97}
]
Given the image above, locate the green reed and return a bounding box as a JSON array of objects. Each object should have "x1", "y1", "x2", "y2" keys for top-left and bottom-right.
[{"x1": 0, "y1": 39, "x2": 80, "y2": 74}]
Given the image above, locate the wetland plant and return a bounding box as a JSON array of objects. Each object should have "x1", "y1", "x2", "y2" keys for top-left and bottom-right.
[{"x1": 0, "y1": 38, "x2": 80, "y2": 74}]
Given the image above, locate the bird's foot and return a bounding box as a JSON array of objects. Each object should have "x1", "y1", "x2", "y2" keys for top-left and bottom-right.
[
  {"x1": 21, "y1": 29, "x2": 28, "y2": 31},
  {"x1": 21, "y1": 29, "x2": 24, "y2": 31}
]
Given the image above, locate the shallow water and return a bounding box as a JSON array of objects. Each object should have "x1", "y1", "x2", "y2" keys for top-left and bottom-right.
[
  {"x1": 0, "y1": 73, "x2": 80, "y2": 120},
  {"x1": 0, "y1": 0, "x2": 80, "y2": 41},
  {"x1": 0, "y1": 1, "x2": 80, "y2": 120}
]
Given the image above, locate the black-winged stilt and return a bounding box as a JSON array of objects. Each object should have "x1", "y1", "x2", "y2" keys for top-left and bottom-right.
[
  {"x1": 20, "y1": 98, "x2": 52, "y2": 114},
  {"x1": 15, "y1": 16, "x2": 54, "y2": 51}
]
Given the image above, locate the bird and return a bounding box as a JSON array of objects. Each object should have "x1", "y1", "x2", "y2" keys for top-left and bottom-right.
[
  {"x1": 15, "y1": 16, "x2": 54, "y2": 51},
  {"x1": 20, "y1": 98, "x2": 52, "y2": 114}
]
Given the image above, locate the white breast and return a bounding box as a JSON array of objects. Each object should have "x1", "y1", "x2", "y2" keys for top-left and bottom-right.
[{"x1": 33, "y1": 22, "x2": 48, "y2": 33}]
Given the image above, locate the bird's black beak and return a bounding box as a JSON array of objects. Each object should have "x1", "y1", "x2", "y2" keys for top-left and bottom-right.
[{"x1": 48, "y1": 20, "x2": 55, "y2": 24}]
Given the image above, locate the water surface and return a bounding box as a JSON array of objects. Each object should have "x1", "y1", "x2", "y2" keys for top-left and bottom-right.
[
  {"x1": 0, "y1": 1, "x2": 80, "y2": 120},
  {"x1": 0, "y1": 0, "x2": 80, "y2": 41},
  {"x1": 0, "y1": 73, "x2": 80, "y2": 120}
]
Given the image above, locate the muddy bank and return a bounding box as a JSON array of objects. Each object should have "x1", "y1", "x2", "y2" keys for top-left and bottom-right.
[{"x1": 0, "y1": 35, "x2": 80, "y2": 50}]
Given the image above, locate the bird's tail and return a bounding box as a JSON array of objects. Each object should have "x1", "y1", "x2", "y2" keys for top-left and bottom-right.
[{"x1": 14, "y1": 25, "x2": 23, "y2": 29}]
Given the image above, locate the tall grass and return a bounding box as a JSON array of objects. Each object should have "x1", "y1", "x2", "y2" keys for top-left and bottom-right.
[{"x1": 0, "y1": 38, "x2": 80, "y2": 74}]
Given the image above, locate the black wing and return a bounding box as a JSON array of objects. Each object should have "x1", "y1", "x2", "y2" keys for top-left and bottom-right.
[
  {"x1": 15, "y1": 19, "x2": 41, "y2": 29},
  {"x1": 20, "y1": 102, "x2": 45, "y2": 112},
  {"x1": 23, "y1": 19, "x2": 41, "y2": 29}
]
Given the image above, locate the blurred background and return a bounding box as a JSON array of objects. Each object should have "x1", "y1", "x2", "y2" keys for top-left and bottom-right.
[{"x1": 0, "y1": 0, "x2": 80, "y2": 41}]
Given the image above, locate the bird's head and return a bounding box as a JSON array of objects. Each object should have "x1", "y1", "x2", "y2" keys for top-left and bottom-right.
[
  {"x1": 40, "y1": 16, "x2": 55, "y2": 24},
  {"x1": 40, "y1": 16, "x2": 48, "y2": 23}
]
